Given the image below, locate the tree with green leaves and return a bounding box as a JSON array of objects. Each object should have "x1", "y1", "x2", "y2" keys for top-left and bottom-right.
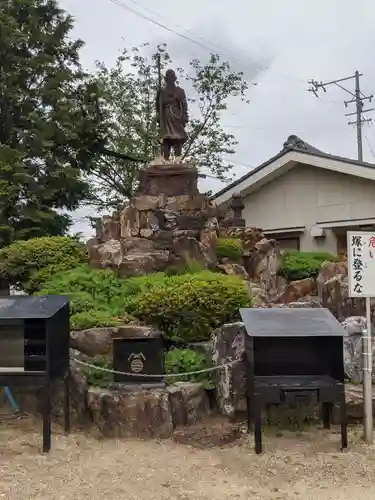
[
  {"x1": 89, "y1": 43, "x2": 249, "y2": 210},
  {"x1": 0, "y1": 0, "x2": 108, "y2": 246}
]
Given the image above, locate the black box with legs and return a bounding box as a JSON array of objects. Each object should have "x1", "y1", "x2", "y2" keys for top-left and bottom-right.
[
  {"x1": 240, "y1": 307, "x2": 347, "y2": 454},
  {"x1": 0, "y1": 295, "x2": 70, "y2": 453}
]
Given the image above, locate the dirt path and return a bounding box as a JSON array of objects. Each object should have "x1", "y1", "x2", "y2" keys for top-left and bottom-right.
[{"x1": 0, "y1": 414, "x2": 375, "y2": 500}]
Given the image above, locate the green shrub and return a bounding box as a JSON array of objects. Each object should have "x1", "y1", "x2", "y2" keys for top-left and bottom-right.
[
  {"x1": 38, "y1": 265, "x2": 127, "y2": 314},
  {"x1": 80, "y1": 355, "x2": 113, "y2": 388},
  {"x1": 0, "y1": 236, "x2": 87, "y2": 293},
  {"x1": 38, "y1": 267, "x2": 250, "y2": 342},
  {"x1": 37, "y1": 267, "x2": 147, "y2": 329},
  {"x1": 215, "y1": 238, "x2": 243, "y2": 261},
  {"x1": 70, "y1": 310, "x2": 125, "y2": 331},
  {"x1": 24, "y1": 264, "x2": 72, "y2": 294},
  {"x1": 164, "y1": 348, "x2": 214, "y2": 388},
  {"x1": 39, "y1": 266, "x2": 173, "y2": 314},
  {"x1": 279, "y1": 250, "x2": 337, "y2": 281},
  {"x1": 125, "y1": 271, "x2": 251, "y2": 342},
  {"x1": 119, "y1": 272, "x2": 169, "y2": 301},
  {"x1": 61, "y1": 292, "x2": 101, "y2": 316}
]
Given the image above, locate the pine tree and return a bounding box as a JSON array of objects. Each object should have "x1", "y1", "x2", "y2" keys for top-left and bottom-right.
[{"x1": 0, "y1": 0, "x2": 107, "y2": 245}]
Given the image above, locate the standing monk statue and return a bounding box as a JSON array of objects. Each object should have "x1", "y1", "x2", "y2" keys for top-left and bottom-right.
[{"x1": 156, "y1": 69, "x2": 188, "y2": 163}]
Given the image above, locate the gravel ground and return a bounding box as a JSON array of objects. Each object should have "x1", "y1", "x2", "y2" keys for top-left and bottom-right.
[{"x1": 0, "y1": 414, "x2": 375, "y2": 500}]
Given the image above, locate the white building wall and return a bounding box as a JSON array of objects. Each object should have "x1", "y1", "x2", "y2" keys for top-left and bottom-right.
[{"x1": 241, "y1": 164, "x2": 375, "y2": 253}]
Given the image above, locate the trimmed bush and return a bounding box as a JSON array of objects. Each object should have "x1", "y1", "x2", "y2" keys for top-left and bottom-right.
[
  {"x1": 215, "y1": 238, "x2": 243, "y2": 261},
  {"x1": 38, "y1": 266, "x2": 171, "y2": 314},
  {"x1": 0, "y1": 236, "x2": 87, "y2": 293},
  {"x1": 25, "y1": 264, "x2": 74, "y2": 294},
  {"x1": 59, "y1": 291, "x2": 100, "y2": 316},
  {"x1": 38, "y1": 265, "x2": 127, "y2": 313},
  {"x1": 38, "y1": 267, "x2": 133, "y2": 329},
  {"x1": 40, "y1": 266, "x2": 169, "y2": 300},
  {"x1": 38, "y1": 266, "x2": 173, "y2": 329},
  {"x1": 125, "y1": 271, "x2": 251, "y2": 342},
  {"x1": 279, "y1": 250, "x2": 337, "y2": 281},
  {"x1": 120, "y1": 272, "x2": 171, "y2": 300},
  {"x1": 38, "y1": 267, "x2": 250, "y2": 341},
  {"x1": 164, "y1": 348, "x2": 213, "y2": 388},
  {"x1": 70, "y1": 310, "x2": 125, "y2": 331}
]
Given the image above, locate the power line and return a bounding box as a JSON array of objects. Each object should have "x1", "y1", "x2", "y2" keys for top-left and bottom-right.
[
  {"x1": 106, "y1": 0, "x2": 307, "y2": 83},
  {"x1": 364, "y1": 121, "x2": 375, "y2": 162},
  {"x1": 364, "y1": 134, "x2": 375, "y2": 162},
  {"x1": 108, "y1": 0, "x2": 242, "y2": 62},
  {"x1": 308, "y1": 71, "x2": 373, "y2": 162},
  {"x1": 369, "y1": 121, "x2": 375, "y2": 142},
  {"x1": 105, "y1": 0, "x2": 348, "y2": 155},
  {"x1": 222, "y1": 157, "x2": 255, "y2": 169},
  {"x1": 116, "y1": 0, "x2": 268, "y2": 75}
]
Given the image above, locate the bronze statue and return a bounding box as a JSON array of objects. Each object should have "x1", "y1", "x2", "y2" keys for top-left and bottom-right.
[{"x1": 156, "y1": 69, "x2": 188, "y2": 162}]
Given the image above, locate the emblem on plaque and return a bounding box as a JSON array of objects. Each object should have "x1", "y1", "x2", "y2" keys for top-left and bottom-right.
[{"x1": 128, "y1": 352, "x2": 146, "y2": 373}]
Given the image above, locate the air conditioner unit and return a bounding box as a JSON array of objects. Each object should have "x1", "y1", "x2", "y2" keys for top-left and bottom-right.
[{"x1": 310, "y1": 226, "x2": 326, "y2": 238}]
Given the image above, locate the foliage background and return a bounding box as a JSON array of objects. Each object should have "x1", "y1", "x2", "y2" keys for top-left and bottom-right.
[
  {"x1": 0, "y1": 0, "x2": 108, "y2": 245},
  {"x1": 88, "y1": 43, "x2": 249, "y2": 210}
]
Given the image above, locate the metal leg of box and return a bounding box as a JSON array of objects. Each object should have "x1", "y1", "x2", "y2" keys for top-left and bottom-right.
[
  {"x1": 340, "y1": 394, "x2": 348, "y2": 450},
  {"x1": 245, "y1": 352, "x2": 253, "y2": 434},
  {"x1": 322, "y1": 402, "x2": 332, "y2": 429},
  {"x1": 63, "y1": 371, "x2": 70, "y2": 434},
  {"x1": 254, "y1": 395, "x2": 262, "y2": 454},
  {"x1": 41, "y1": 384, "x2": 51, "y2": 453},
  {"x1": 246, "y1": 395, "x2": 252, "y2": 433}
]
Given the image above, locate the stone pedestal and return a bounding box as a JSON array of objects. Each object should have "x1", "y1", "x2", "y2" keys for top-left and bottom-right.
[
  {"x1": 138, "y1": 163, "x2": 199, "y2": 197},
  {"x1": 88, "y1": 162, "x2": 219, "y2": 277}
]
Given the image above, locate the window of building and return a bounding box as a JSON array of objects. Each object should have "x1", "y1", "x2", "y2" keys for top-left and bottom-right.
[{"x1": 276, "y1": 237, "x2": 300, "y2": 251}]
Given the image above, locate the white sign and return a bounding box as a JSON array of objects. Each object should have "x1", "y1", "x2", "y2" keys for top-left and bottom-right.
[{"x1": 347, "y1": 231, "x2": 375, "y2": 297}]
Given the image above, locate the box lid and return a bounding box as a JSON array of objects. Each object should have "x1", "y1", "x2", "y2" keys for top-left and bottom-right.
[
  {"x1": 239, "y1": 307, "x2": 345, "y2": 337},
  {"x1": 0, "y1": 295, "x2": 69, "y2": 320}
]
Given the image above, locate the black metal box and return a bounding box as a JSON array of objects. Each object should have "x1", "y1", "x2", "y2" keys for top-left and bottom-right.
[
  {"x1": 241, "y1": 307, "x2": 345, "y2": 382},
  {"x1": 113, "y1": 337, "x2": 164, "y2": 386},
  {"x1": 0, "y1": 295, "x2": 70, "y2": 453},
  {"x1": 240, "y1": 307, "x2": 347, "y2": 454},
  {"x1": 0, "y1": 295, "x2": 70, "y2": 381}
]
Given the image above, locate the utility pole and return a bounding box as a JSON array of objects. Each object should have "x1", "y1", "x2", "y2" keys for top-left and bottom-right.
[
  {"x1": 310, "y1": 72, "x2": 374, "y2": 445},
  {"x1": 308, "y1": 71, "x2": 373, "y2": 162},
  {"x1": 354, "y1": 71, "x2": 364, "y2": 161}
]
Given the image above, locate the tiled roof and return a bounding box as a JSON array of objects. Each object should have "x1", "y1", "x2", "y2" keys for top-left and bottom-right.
[{"x1": 212, "y1": 135, "x2": 375, "y2": 200}]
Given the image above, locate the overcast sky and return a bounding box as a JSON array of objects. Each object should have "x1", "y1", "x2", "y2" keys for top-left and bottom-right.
[{"x1": 59, "y1": 0, "x2": 375, "y2": 238}]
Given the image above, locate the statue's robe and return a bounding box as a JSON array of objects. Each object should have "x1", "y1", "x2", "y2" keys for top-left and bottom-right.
[{"x1": 156, "y1": 85, "x2": 188, "y2": 143}]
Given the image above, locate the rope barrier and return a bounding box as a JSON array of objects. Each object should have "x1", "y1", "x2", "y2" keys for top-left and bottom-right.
[{"x1": 73, "y1": 357, "x2": 242, "y2": 378}]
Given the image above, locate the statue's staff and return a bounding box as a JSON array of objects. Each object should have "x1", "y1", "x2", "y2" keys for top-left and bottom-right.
[{"x1": 156, "y1": 51, "x2": 164, "y2": 158}]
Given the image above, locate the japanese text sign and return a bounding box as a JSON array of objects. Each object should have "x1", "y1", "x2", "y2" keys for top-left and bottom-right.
[{"x1": 347, "y1": 231, "x2": 375, "y2": 297}]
